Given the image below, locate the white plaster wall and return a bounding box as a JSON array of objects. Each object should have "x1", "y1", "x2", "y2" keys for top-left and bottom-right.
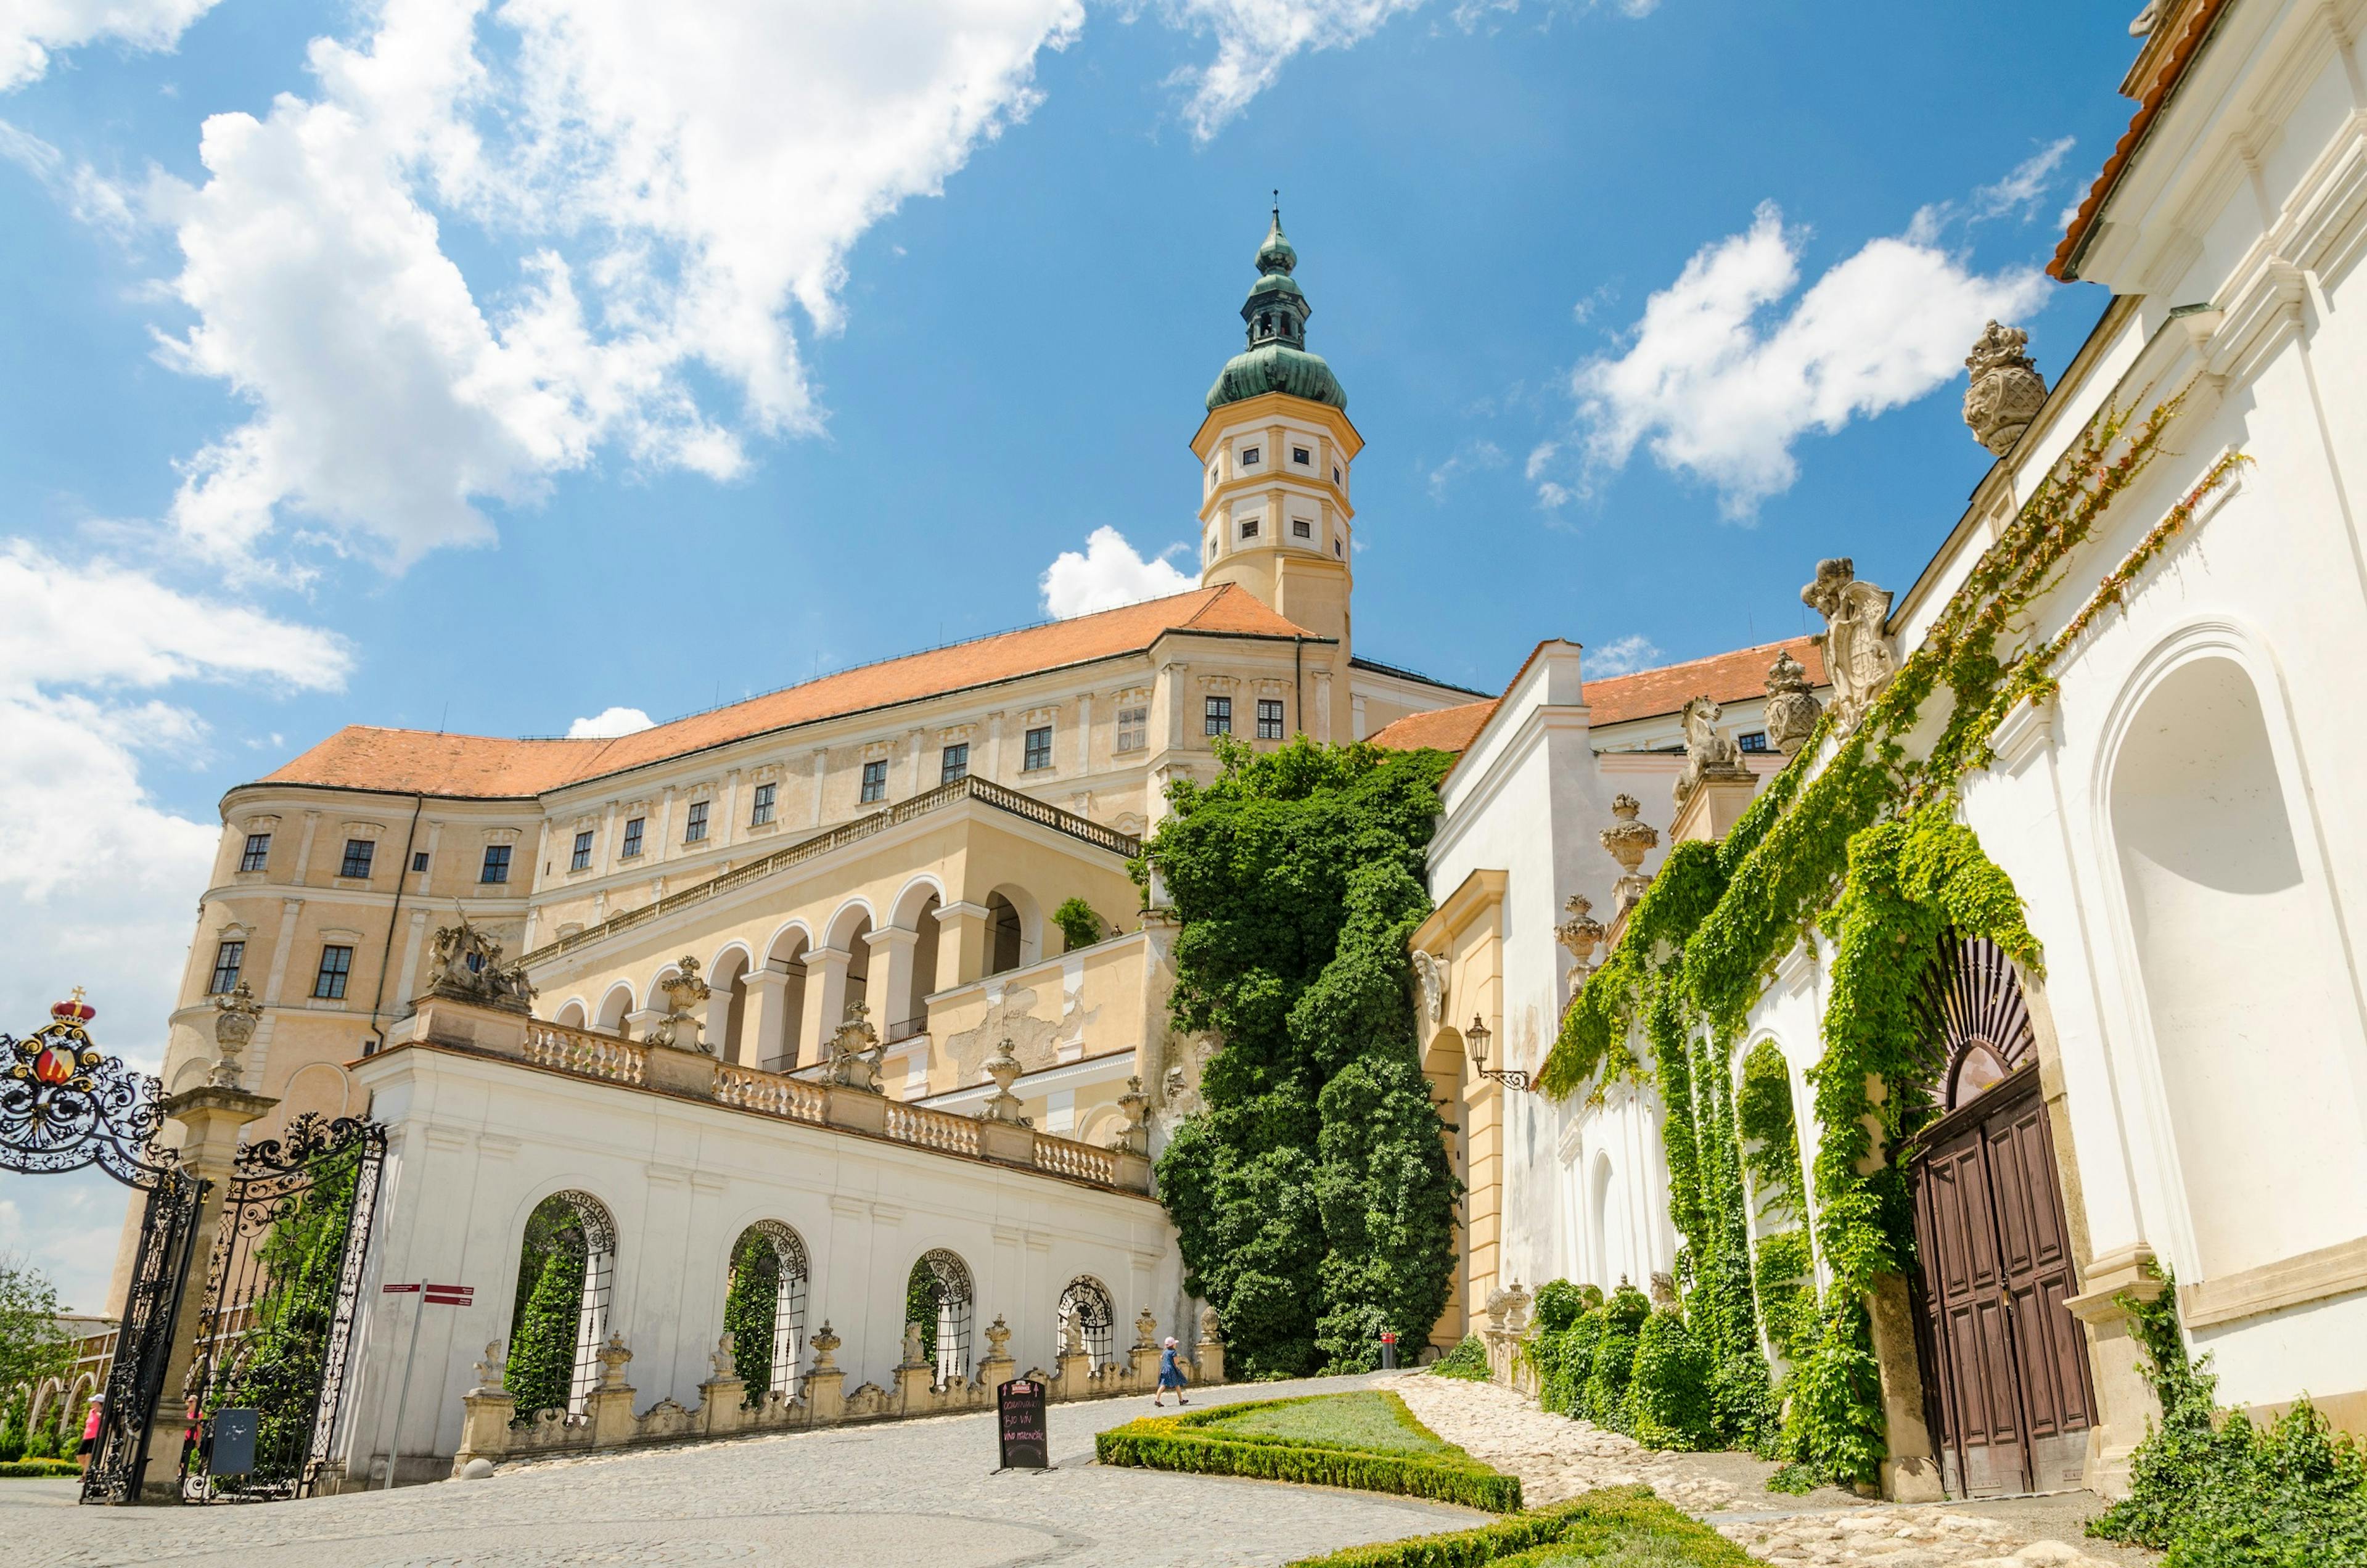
[{"x1": 337, "y1": 1047, "x2": 1180, "y2": 1477}]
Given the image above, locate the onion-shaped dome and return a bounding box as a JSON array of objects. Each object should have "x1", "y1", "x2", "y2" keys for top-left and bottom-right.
[{"x1": 1205, "y1": 207, "x2": 1347, "y2": 413}]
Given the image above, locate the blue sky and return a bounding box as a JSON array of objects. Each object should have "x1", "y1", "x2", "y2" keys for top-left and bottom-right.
[{"x1": 0, "y1": 0, "x2": 2141, "y2": 1308}]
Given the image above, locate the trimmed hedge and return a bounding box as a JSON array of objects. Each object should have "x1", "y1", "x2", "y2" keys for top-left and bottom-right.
[
  {"x1": 1282, "y1": 1484, "x2": 1754, "y2": 1568},
  {"x1": 0, "y1": 1458, "x2": 80, "y2": 1479},
  {"x1": 1097, "y1": 1392, "x2": 1521, "y2": 1512}
]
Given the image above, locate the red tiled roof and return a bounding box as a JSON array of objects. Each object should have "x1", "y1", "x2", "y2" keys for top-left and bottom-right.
[
  {"x1": 2051, "y1": 0, "x2": 2236, "y2": 281},
  {"x1": 1367, "y1": 637, "x2": 1828, "y2": 755},
  {"x1": 259, "y1": 585, "x2": 1315, "y2": 798}
]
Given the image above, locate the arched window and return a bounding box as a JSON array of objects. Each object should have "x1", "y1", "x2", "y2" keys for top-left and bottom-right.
[
  {"x1": 1056, "y1": 1276, "x2": 1115, "y2": 1371},
  {"x1": 986, "y1": 893, "x2": 1023, "y2": 975},
  {"x1": 906, "y1": 1250, "x2": 974, "y2": 1389},
  {"x1": 506, "y1": 1191, "x2": 617, "y2": 1418},
  {"x1": 1919, "y1": 934, "x2": 2035, "y2": 1113},
  {"x1": 723, "y1": 1221, "x2": 810, "y2": 1403}
]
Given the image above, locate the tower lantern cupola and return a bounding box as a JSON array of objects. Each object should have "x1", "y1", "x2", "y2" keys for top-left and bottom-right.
[{"x1": 1205, "y1": 204, "x2": 1347, "y2": 412}]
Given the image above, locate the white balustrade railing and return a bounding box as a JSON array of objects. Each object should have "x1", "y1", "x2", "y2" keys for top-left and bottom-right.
[
  {"x1": 884, "y1": 1101, "x2": 982, "y2": 1159},
  {"x1": 1033, "y1": 1134, "x2": 1119, "y2": 1186},
  {"x1": 522, "y1": 1021, "x2": 647, "y2": 1085},
  {"x1": 714, "y1": 1065, "x2": 827, "y2": 1125}
]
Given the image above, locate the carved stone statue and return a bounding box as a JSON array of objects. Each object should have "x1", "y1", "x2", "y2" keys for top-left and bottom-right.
[
  {"x1": 819, "y1": 1001, "x2": 885, "y2": 1093},
  {"x1": 1650, "y1": 1271, "x2": 1681, "y2": 1313},
  {"x1": 1963, "y1": 320, "x2": 2048, "y2": 456},
  {"x1": 978, "y1": 1038, "x2": 1028, "y2": 1123},
  {"x1": 1673, "y1": 695, "x2": 1750, "y2": 807},
  {"x1": 471, "y1": 1340, "x2": 506, "y2": 1394},
  {"x1": 427, "y1": 908, "x2": 536, "y2": 1013},
  {"x1": 710, "y1": 1332, "x2": 737, "y2": 1381},
  {"x1": 649, "y1": 955, "x2": 712, "y2": 1053},
  {"x1": 1763, "y1": 649, "x2": 1824, "y2": 755},
  {"x1": 1555, "y1": 896, "x2": 1605, "y2": 992},
  {"x1": 1600, "y1": 794, "x2": 1660, "y2": 916},
  {"x1": 900, "y1": 1320, "x2": 927, "y2": 1368},
  {"x1": 210, "y1": 979, "x2": 263, "y2": 1089},
  {"x1": 1108, "y1": 1075, "x2": 1150, "y2": 1155},
  {"x1": 1062, "y1": 1318, "x2": 1086, "y2": 1357},
  {"x1": 1801, "y1": 558, "x2": 1898, "y2": 729},
  {"x1": 1411, "y1": 949, "x2": 1449, "y2": 1035},
  {"x1": 1199, "y1": 1305, "x2": 1221, "y2": 1344}
]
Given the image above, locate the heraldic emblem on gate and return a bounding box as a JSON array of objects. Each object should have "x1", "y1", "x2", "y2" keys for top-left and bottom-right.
[{"x1": 0, "y1": 988, "x2": 385, "y2": 1505}]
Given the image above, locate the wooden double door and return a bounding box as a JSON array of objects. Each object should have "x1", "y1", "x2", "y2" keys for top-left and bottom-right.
[{"x1": 1909, "y1": 1066, "x2": 2096, "y2": 1497}]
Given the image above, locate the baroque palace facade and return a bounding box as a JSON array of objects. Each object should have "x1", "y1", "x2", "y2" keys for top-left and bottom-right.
[
  {"x1": 111, "y1": 211, "x2": 1828, "y2": 1487},
  {"x1": 1427, "y1": 0, "x2": 2367, "y2": 1513}
]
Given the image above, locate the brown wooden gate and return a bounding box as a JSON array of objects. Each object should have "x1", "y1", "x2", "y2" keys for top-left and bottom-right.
[{"x1": 1907, "y1": 937, "x2": 2096, "y2": 1498}]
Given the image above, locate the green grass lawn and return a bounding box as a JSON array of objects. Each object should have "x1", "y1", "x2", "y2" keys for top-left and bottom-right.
[{"x1": 1200, "y1": 1390, "x2": 1455, "y2": 1457}]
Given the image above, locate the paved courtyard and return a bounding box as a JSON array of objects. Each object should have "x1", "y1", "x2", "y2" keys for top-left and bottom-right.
[{"x1": 2, "y1": 1372, "x2": 1485, "y2": 1568}]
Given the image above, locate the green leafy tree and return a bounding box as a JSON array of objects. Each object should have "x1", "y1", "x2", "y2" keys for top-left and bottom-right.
[
  {"x1": 1147, "y1": 737, "x2": 1462, "y2": 1378},
  {"x1": 0, "y1": 1398, "x2": 23, "y2": 1463},
  {"x1": 1051, "y1": 898, "x2": 1105, "y2": 952},
  {"x1": 724, "y1": 1234, "x2": 779, "y2": 1403},
  {"x1": 505, "y1": 1220, "x2": 586, "y2": 1421},
  {"x1": 0, "y1": 1255, "x2": 68, "y2": 1419}
]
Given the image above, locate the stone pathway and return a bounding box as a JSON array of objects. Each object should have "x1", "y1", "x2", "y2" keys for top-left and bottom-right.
[
  {"x1": 0, "y1": 1372, "x2": 1483, "y2": 1568},
  {"x1": 1385, "y1": 1375, "x2": 2158, "y2": 1568}
]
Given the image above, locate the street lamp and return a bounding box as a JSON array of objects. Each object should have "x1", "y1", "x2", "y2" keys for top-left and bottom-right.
[{"x1": 1464, "y1": 1014, "x2": 1532, "y2": 1092}]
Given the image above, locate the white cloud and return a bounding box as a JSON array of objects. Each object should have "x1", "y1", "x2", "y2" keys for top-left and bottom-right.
[
  {"x1": 567, "y1": 705, "x2": 652, "y2": 738},
  {"x1": 0, "y1": 541, "x2": 348, "y2": 1310},
  {"x1": 1427, "y1": 438, "x2": 1505, "y2": 499},
  {"x1": 1039, "y1": 525, "x2": 1198, "y2": 618},
  {"x1": 146, "y1": 0, "x2": 1086, "y2": 571},
  {"x1": 1586, "y1": 633, "x2": 1660, "y2": 676},
  {"x1": 1567, "y1": 201, "x2": 2048, "y2": 519},
  {"x1": 0, "y1": 0, "x2": 221, "y2": 91},
  {"x1": 1974, "y1": 136, "x2": 2077, "y2": 222},
  {"x1": 1163, "y1": 0, "x2": 1422, "y2": 140}
]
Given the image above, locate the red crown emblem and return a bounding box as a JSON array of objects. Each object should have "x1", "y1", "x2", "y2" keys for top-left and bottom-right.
[{"x1": 51, "y1": 987, "x2": 95, "y2": 1025}]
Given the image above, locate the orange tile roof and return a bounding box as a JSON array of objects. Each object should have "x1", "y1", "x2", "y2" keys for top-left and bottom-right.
[
  {"x1": 259, "y1": 585, "x2": 1315, "y2": 799},
  {"x1": 1367, "y1": 637, "x2": 1828, "y2": 755},
  {"x1": 2051, "y1": 0, "x2": 2234, "y2": 281}
]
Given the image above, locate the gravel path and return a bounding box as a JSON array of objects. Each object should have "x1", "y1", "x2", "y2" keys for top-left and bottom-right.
[{"x1": 1384, "y1": 1374, "x2": 2160, "y2": 1568}]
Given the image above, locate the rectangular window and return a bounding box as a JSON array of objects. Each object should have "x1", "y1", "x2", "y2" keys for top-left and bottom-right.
[
  {"x1": 683, "y1": 800, "x2": 709, "y2": 842},
  {"x1": 412, "y1": 851, "x2": 430, "y2": 873},
  {"x1": 941, "y1": 743, "x2": 969, "y2": 784},
  {"x1": 208, "y1": 940, "x2": 244, "y2": 995},
  {"x1": 1239, "y1": 518, "x2": 1259, "y2": 540},
  {"x1": 1240, "y1": 444, "x2": 1260, "y2": 466},
  {"x1": 480, "y1": 845, "x2": 511, "y2": 884},
  {"x1": 1334, "y1": 539, "x2": 1343, "y2": 557},
  {"x1": 1116, "y1": 705, "x2": 1147, "y2": 753},
  {"x1": 1333, "y1": 464, "x2": 1342, "y2": 484},
  {"x1": 1291, "y1": 517, "x2": 1312, "y2": 538},
  {"x1": 239, "y1": 832, "x2": 271, "y2": 873},
  {"x1": 1204, "y1": 696, "x2": 1232, "y2": 736},
  {"x1": 1738, "y1": 731, "x2": 1770, "y2": 753},
  {"x1": 1292, "y1": 445, "x2": 1311, "y2": 465},
  {"x1": 312, "y1": 945, "x2": 353, "y2": 1001},
  {"x1": 1024, "y1": 725, "x2": 1052, "y2": 771},
  {"x1": 1257, "y1": 699, "x2": 1286, "y2": 740},
  {"x1": 570, "y1": 830, "x2": 593, "y2": 871},
  {"x1": 861, "y1": 760, "x2": 888, "y2": 803},
  {"x1": 621, "y1": 817, "x2": 645, "y2": 858},
  {"x1": 750, "y1": 782, "x2": 777, "y2": 825},
  {"x1": 338, "y1": 839, "x2": 375, "y2": 880}
]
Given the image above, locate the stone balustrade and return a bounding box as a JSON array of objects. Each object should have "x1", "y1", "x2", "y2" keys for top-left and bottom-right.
[
  {"x1": 451, "y1": 1308, "x2": 1226, "y2": 1474},
  {"x1": 386, "y1": 994, "x2": 1154, "y2": 1194}
]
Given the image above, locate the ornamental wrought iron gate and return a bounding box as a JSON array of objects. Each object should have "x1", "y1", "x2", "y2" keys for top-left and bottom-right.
[
  {"x1": 181, "y1": 1114, "x2": 387, "y2": 1502},
  {"x1": 1906, "y1": 936, "x2": 2097, "y2": 1499},
  {"x1": 0, "y1": 995, "x2": 197, "y2": 1505}
]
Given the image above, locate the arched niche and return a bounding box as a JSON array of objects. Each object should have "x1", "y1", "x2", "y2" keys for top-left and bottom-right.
[
  {"x1": 723, "y1": 1221, "x2": 810, "y2": 1400},
  {"x1": 506, "y1": 1191, "x2": 618, "y2": 1417}
]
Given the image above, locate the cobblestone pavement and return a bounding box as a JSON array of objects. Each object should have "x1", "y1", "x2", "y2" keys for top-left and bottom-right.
[
  {"x1": 1385, "y1": 1375, "x2": 2160, "y2": 1567},
  {"x1": 1, "y1": 1373, "x2": 1485, "y2": 1568}
]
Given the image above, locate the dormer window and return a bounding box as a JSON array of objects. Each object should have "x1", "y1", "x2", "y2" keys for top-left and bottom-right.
[{"x1": 1241, "y1": 445, "x2": 1260, "y2": 467}]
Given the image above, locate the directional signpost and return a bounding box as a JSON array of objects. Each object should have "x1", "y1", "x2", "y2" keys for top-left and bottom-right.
[
  {"x1": 380, "y1": 1282, "x2": 475, "y2": 1490},
  {"x1": 996, "y1": 1377, "x2": 1049, "y2": 1472}
]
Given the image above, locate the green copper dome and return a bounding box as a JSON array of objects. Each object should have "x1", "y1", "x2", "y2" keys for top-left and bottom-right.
[{"x1": 1205, "y1": 207, "x2": 1347, "y2": 414}]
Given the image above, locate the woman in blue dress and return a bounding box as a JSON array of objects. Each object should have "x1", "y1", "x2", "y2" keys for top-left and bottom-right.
[{"x1": 1154, "y1": 1336, "x2": 1190, "y2": 1406}]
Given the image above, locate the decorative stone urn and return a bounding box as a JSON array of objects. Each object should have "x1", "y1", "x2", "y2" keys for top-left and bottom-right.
[
  {"x1": 1962, "y1": 319, "x2": 2048, "y2": 456},
  {"x1": 1763, "y1": 648, "x2": 1824, "y2": 755},
  {"x1": 210, "y1": 979, "x2": 263, "y2": 1089},
  {"x1": 808, "y1": 1321, "x2": 841, "y2": 1371},
  {"x1": 978, "y1": 1038, "x2": 1028, "y2": 1123},
  {"x1": 650, "y1": 955, "x2": 712, "y2": 1053},
  {"x1": 1107, "y1": 1075, "x2": 1151, "y2": 1154},
  {"x1": 1599, "y1": 795, "x2": 1660, "y2": 916},
  {"x1": 1555, "y1": 895, "x2": 1604, "y2": 993}
]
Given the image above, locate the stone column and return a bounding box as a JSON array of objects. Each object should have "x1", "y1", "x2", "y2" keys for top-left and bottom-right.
[
  {"x1": 804, "y1": 1323, "x2": 845, "y2": 1426},
  {"x1": 587, "y1": 1334, "x2": 637, "y2": 1448},
  {"x1": 1195, "y1": 1307, "x2": 1226, "y2": 1386},
  {"x1": 866, "y1": 927, "x2": 920, "y2": 1038},
  {"x1": 977, "y1": 1315, "x2": 1015, "y2": 1396},
  {"x1": 810, "y1": 749, "x2": 827, "y2": 827},
  {"x1": 450, "y1": 1341, "x2": 516, "y2": 1475},
  {"x1": 933, "y1": 902, "x2": 993, "y2": 991},
  {"x1": 1126, "y1": 1308, "x2": 1161, "y2": 1390},
  {"x1": 697, "y1": 1334, "x2": 746, "y2": 1438},
  {"x1": 893, "y1": 1321, "x2": 934, "y2": 1414},
  {"x1": 740, "y1": 967, "x2": 792, "y2": 1069},
  {"x1": 797, "y1": 947, "x2": 854, "y2": 1054},
  {"x1": 141, "y1": 1081, "x2": 279, "y2": 1498},
  {"x1": 1866, "y1": 1274, "x2": 1945, "y2": 1501}
]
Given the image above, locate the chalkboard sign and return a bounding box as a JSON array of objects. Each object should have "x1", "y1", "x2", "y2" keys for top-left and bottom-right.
[{"x1": 997, "y1": 1377, "x2": 1049, "y2": 1471}]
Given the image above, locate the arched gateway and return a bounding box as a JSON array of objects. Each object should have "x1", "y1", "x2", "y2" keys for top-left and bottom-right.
[{"x1": 1906, "y1": 934, "x2": 2096, "y2": 1498}]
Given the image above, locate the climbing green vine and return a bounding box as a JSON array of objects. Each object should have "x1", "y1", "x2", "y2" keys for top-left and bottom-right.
[
  {"x1": 1146, "y1": 736, "x2": 1462, "y2": 1379},
  {"x1": 1530, "y1": 392, "x2": 2246, "y2": 1483}
]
